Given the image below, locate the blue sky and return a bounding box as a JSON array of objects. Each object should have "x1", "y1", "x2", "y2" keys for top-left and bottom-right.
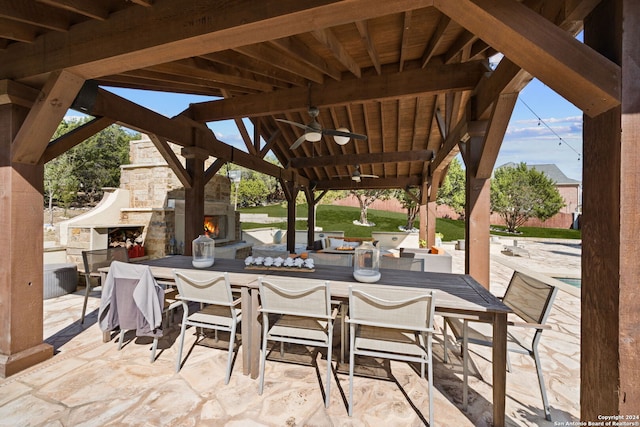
[{"x1": 80, "y1": 78, "x2": 583, "y2": 182}]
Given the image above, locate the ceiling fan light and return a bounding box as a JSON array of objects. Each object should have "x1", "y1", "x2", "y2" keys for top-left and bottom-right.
[
  {"x1": 306, "y1": 131, "x2": 322, "y2": 142},
  {"x1": 333, "y1": 128, "x2": 351, "y2": 145}
]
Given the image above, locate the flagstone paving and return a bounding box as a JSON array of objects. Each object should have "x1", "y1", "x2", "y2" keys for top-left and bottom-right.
[{"x1": 0, "y1": 237, "x2": 581, "y2": 426}]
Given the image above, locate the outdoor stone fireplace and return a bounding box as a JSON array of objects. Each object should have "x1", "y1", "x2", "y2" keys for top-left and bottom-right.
[{"x1": 61, "y1": 135, "x2": 249, "y2": 266}]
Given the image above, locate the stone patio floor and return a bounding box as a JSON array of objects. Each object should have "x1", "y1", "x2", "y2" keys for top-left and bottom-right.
[{"x1": 0, "y1": 237, "x2": 581, "y2": 426}]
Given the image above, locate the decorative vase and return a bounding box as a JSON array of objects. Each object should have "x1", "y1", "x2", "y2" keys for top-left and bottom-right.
[
  {"x1": 353, "y1": 240, "x2": 380, "y2": 283},
  {"x1": 192, "y1": 234, "x2": 215, "y2": 268}
]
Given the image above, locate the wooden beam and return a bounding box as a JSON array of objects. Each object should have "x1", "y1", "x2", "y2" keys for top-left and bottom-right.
[
  {"x1": 0, "y1": 18, "x2": 39, "y2": 43},
  {"x1": 234, "y1": 44, "x2": 325, "y2": 84},
  {"x1": 147, "y1": 134, "x2": 193, "y2": 188},
  {"x1": 289, "y1": 150, "x2": 433, "y2": 169},
  {"x1": 0, "y1": 0, "x2": 436, "y2": 81},
  {"x1": 314, "y1": 176, "x2": 420, "y2": 190},
  {"x1": 421, "y1": 15, "x2": 451, "y2": 68},
  {"x1": 355, "y1": 20, "x2": 382, "y2": 75},
  {"x1": 35, "y1": 0, "x2": 109, "y2": 21},
  {"x1": 0, "y1": 79, "x2": 39, "y2": 108},
  {"x1": 399, "y1": 11, "x2": 413, "y2": 72},
  {"x1": 82, "y1": 87, "x2": 303, "y2": 184},
  {"x1": 12, "y1": 70, "x2": 84, "y2": 164},
  {"x1": 474, "y1": 92, "x2": 517, "y2": 178},
  {"x1": 1, "y1": 1, "x2": 72, "y2": 31},
  {"x1": 434, "y1": 0, "x2": 620, "y2": 117},
  {"x1": 190, "y1": 60, "x2": 488, "y2": 121},
  {"x1": 311, "y1": 28, "x2": 362, "y2": 78},
  {"x1": 270, "y1": 37, "x2": 342, "y2": 81},
  {"x1": 40, "y1": 116, "x2": 114, "y2": 164}
]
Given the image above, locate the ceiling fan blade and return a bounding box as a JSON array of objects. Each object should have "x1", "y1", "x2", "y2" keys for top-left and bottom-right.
[
  {"x1": 276, "y1": 118, "x2": 308, "y2": 131},
  {"x1": 360, "y1": 174, "x2": 379, "y2": 179},
  {"x1": 323, "y1": 129, "x2": 368, "y2": 140},
  {"x1": 289, "y1": 134, "x2": 307, "y2": 150}
]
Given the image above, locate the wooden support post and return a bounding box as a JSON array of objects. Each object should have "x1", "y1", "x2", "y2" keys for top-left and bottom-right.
[
  {"x1": 181, "y1": 146, "x2": 208, "y2": 256},
  {"x1": 464, "y1": 135, "x2": 490, "y2": 288},
  {"x1": 304, "y1": 187, "x2": 316, "y2": 249},
  {"x1": 582, "y1": 0, "x2": 640, "y2": 418},
  {"x1": 0, "y1": 85, "x2": 54, "y2": 377},
  {"x1": 427, "y1": 201, "x2": 437, "y2": 247},
  {"x1": 419, "y1": 203, "x2": 427, "y2": 246},
  {"x1": 286, "y1": 183, "x2": 299, "y2": 254}
]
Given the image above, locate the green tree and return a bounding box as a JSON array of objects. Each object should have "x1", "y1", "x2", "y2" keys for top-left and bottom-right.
[
  {"x1": 436, "y1": 157, "x2": 466, "y2": 217},
  {"x1": 45, "y1": 118, "x2": 136, "y2": 207},
  {"x1": 393, "y1": 188, "x2": 420, "y2": 230},
  {"x1": 491, "y1": 162, "x2": 565, "y2": 233},
  {"x1": 349, "y1": 189, "x2": 393, "y2": 225},
  {"x1": 237, "y1": 178, "x2": 269, "y2": 207}
]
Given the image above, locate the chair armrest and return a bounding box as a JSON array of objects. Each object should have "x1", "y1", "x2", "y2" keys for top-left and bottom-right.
[
  {"x1": 330, "y1": 307, "x2": 339, "y2": 320},
  {"x1": 508, "y1": 321, "x2": 551, "y2": 330}
]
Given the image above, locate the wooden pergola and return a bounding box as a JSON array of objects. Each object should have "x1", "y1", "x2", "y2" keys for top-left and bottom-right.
[{"x1": 0, "y1": 0, "x2": 637, "y2": 422}]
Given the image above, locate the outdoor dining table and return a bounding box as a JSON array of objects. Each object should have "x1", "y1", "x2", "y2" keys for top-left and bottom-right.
[{"x1": 121, "y1": 255, "x2": 511, "y2": 427}]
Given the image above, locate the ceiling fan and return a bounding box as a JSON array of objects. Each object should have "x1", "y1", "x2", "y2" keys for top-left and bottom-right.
[
  {"x1": 335, "y1": 164, "x2": 379, "y2": 182},
  {"x1": 276, "y1": 106, "x2": 367, "y2": 150}
]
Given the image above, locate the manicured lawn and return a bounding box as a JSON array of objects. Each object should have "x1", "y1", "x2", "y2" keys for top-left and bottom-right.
[{"x1": 239, "y1": 204, "x2": 581, "y2": 241}]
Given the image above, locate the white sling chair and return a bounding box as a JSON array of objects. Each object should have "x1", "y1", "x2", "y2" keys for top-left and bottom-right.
[
  {"x1": 347, "y1": 285, "x2": 436, "y2": 424},
  {"x1": 172, "y1": 269, "x2": 241, "y2": 384},
  {"x1": 258, "y1": 277, "x2": 337, "y2": 408}
]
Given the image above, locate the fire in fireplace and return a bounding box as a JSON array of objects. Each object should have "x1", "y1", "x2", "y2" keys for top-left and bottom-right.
[{"x1": 204, "y1": 215, "x2": 227, "y2": 240}]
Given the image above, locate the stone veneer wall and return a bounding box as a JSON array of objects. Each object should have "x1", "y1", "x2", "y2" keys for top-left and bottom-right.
[{"x1": 117, "y1": 135, "x2": 234, "y2": 257}]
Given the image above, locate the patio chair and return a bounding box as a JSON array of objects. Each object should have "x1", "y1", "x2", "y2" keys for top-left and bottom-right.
[
  {"x1": 172, "y1": 269, "x2": 241, "y2": 384},
  {"x1": 443, "y1": 271, "x2": 558, "y2": 421},
  {"x1": 346, "y1": 285, "x2": 436, "y2": 423},
  {"x1": 98, "y1": 261, "x2": 175, "y2": 362},
  {"x1": 309, "y1": 252, "x2": 353, "y2": 266},
  {"x1": 380, "y1": 256, "x2": 424, "y2": 271},
  {"x1": 81, "y1": 247, "x2": 129, "y2": 324},
  {"x1": 258, "y1": 277, "x2": 337, "y2": 407}
]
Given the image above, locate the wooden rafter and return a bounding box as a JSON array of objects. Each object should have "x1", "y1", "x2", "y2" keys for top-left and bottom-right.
[
  {"x1": 41, "y1": 116, "x2": 114, "y2": 164},
  {"x1": 289, "y1": 150, "x2": 433, "y2": 169},
  {"x1": 12, "y1": 70, "x2": 85, "y2": 164},
  {"x1": 234, "y1": 44, "x2": 325, "y2": 84},
  {"x1": 421, "y1": 15, "x2": 451, "y2": 68},
  {"x1": 434, "y1": 0, "x2": 620, "y2": 116},
  {"x1": 147, "y1": 134, "x2": 193, "y2": 188},
  {"x1": 311, "y1": 28, "x2": 362, "y2": 78},
  {"x1": 189, "y1": 61, "x2": 488, "y2": 122},
  {"x1": 355, "y1": 20, "x2": 381, "y2": 75},
  {"x1": 1, "y1": 1, "x2": 72, "y2": 31},
  {"x1": 36, "y1": 0, "x2": 110, "y2": 21},
  {"x1": 270, "y1": 37, "x2": 342, "y2": 81}
]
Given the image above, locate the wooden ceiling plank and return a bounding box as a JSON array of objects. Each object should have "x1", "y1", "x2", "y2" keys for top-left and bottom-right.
[
  {"x1": 2, "y1": 0, "x2": 435, "y2": 81},
  {"x1": 0, "y1": 18, "x2": 39, "y2": 43},
  {"x1": 1, "y1": 1, "x2": 71, "y2": 31},
  {"x1": 12, "y1": 69, "x2": 85, "y2": 164},
  {"x1": 36, "y1": 0, "x2": 109, "y2": 21},
  {"x1": 475, "y1": 92, "x2": 517, "y2": 178},
  {"x1": 234, "y1": 44, "x2": 325, "y2": 84},
  {"x1": 289, "y1": 150, "x2": 434, "y2": 169},
  {"x1": 200, "y1": 51, "x2": 308, "y2": 87},
  {"x1": 355, "y1": 20, "x2": 382, "y2": 75},
  {"x1": 118, "y1": 68, "x2": 239, "y2": 94},
  {"x1": 311, "y1": 28, "x2": 362, "y2": 78},
  {"x1": 434, "y1": 0, "x2": 620, "y2": 117},
  {"x1": 147, "y1": 134, "x2": 193, "y2": 188},
  {"x1": 190, "y1": 60, "x2": 488, "y2": 121},
  {"x1": 270, "y1": 37, "x2": 342, "y2": 81},
  {"x1": 149, "y1": 59, "x2": 273, "y2": 92},
  {"x1": 421, "y1": 14, "x2": 451, "y2": 68},
  {"x1": 97, "y1": 74, "x2": 224, "y2": 97},
  {"x1": 399, "y1": 10, "x2": 413, "y2": 72},
  {"x1": 41, "y1": 116, "x2": 114, "y2": 164}
]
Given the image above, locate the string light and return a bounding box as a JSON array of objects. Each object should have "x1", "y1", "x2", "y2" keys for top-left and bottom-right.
[{"x1": 519, "y1": 98, "x2": 582, "y2": 161}]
